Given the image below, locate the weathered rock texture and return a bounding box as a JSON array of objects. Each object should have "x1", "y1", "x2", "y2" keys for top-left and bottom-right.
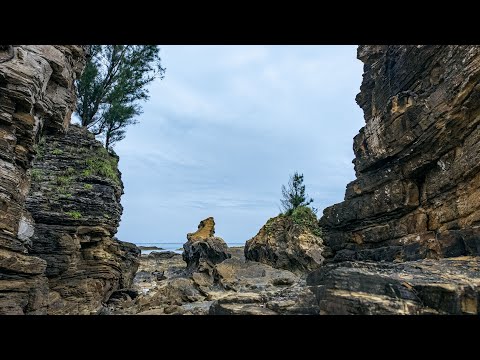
[
  {"x1": 307, "y1": 257, "x2": 480, "y2": 314},
  {"x1": 183, "y1": 217, "x2": 231, "y2": 273},
  {"x1": 0, "y1": 46, "x2": 85, "y2": 314},
  {"x1": 321, "y1": 45, "x2": 480, "y2": 263},
  {"x1": 0, "y1": 46, "x2": 139, "y2": 315},
  {"x1": 25, "y1": 125, "x2": 140, "y2": 314},
  {"x1": 245, "y1": 211, "x2": 324, "y2": 272}
]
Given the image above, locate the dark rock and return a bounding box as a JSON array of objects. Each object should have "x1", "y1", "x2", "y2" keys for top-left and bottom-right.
[
  {"x1": 25, "y1": 125, "x2": 140, "y2": 314},
  {"x1": 307, "y1": 256, "x2": 480, "y2": 314},
  {"x1": 182, "y1": 217, "x2": 231, "y2": 273},
  {"x1": 245, "y1": 211, "x2": 324, "y2": 273},
  {"x1": 147, "y1": 251, "x2": 178, "y2": 260},
  {"x1": 153, "y1": 270, "x2": 166, "y2": 281},
  {"x1": 138, "y1": 246, "x2": 164, "y2": 251}
]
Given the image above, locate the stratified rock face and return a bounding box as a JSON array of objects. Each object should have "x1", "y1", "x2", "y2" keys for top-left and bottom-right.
[
  {"x1": 307, "y1": 257, "x2": 480, "y2": 315},
  {"x1": 25, "y1": 125, "x2": 140, "y2": 314},
  {"x1": 0, "y1": 46, "x2": 85, "y2": 314},
  {"x1": 182, "y1": 217, "x2": 231, "y2": 273},
  {"x1": 245, "y1": 212, "x2": 324, "y2": 273},
  {"x1": 321, "y1": 45, "x2": 480, "y2": 262}
]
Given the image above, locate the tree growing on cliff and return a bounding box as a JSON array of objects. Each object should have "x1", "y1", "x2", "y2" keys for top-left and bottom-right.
[
  {"x1": 280, "y1": 172, "x2": 314, "y2": 215},
  {"x1": 75, "y1": 45, "x2": 165, "y2": 150}
]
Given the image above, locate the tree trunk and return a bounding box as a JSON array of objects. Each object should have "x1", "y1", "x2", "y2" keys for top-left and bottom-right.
[{"x1": 105, "y1": 131, "x2": 110, "y2": 150}]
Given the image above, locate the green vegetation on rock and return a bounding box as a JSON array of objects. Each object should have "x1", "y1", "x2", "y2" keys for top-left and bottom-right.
[
  {"x1": 52, "y1": 149, "x2": 64, "y2": 155},
  {"x1": 83, "y1": 183, "x2": 93, "y2": 190},
  {"x1": 66, "y1": 210, "x2": 82, "y2": 219},
  {"x1": 83, "y1": 147, "x2": 120, "y2": 184},
  {"x1": 291, "y1": 206, "x2": 322, "y2": 237},
  {"x1": 30, "y1": 169, "x2": 43, "y2": 182}
]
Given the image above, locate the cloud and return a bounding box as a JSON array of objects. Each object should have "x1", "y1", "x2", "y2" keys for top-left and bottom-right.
[{"x1": 114, "y1": 45, "x2": 364, "y2": 244}]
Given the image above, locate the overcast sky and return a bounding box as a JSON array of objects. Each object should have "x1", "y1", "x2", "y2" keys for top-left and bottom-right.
[{"x1": 114, "y1": 45, "x2": 364, "y2": 245}]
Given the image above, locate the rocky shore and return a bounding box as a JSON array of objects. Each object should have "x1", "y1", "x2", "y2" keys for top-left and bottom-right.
[
  {"x1": 106, "y1": 246, "x2": 317, "y2": 315},
  {"x1": 1, "y1": 45, "x2": 480, "y2": 315}
]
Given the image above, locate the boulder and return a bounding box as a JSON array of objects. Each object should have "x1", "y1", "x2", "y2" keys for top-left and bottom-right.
[
  {"x1": 245, "y1": 207, "x2": 324, "y2": 273},
  {"x1": 182, "y1": 217, "x2": 231, "y2": 273}
]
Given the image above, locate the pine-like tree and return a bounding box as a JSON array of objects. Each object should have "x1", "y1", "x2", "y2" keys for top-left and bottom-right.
[
  {"x1": 75, "y1": 45, "x2": 165, "y2": 149},
  {"x1": 280, "y1": 172, "x2": 314, "y2": 215}
]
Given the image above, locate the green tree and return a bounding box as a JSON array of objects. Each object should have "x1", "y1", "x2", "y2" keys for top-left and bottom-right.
[
  {"x1": 75, "y1": 45, "x2": 165, "y2": 149},
  {"x1": 280, "y1": 172, "x2": 314, "y2": 215}
]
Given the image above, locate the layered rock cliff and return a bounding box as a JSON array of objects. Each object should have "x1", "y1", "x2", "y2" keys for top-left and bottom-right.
[
  {"x1": 321, "y1": 45, "x2": 480, "y2": 262},
  {"x1": 26, "y1": 125, "x2": 139, "y2": 314},
  {"x1": 0, "y1": 46, "x2": 85, "y2": 314},
  {"x1": 309, "y1": 45, "x2": 480, "y2": 315},
  {"x1": 0, "y1": 45, "x2": 139, "y2": 314}
]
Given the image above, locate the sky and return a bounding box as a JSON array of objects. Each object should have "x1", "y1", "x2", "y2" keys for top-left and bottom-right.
[{"x1": 113, "y1": 45, "x2": 365, "y2": 245}]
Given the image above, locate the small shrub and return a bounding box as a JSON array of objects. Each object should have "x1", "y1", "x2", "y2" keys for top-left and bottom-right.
[
  {"x1": 66, "y1": 211, "x2": 82, "y2": 219},
  {"x1": 83, "y1": 147, "x2": 120, "y2": 184},
  {"x1": 30, "y1": 169, "x2": 43, "y2": 182},
  {"x1": 56, "y1": 175, "x2": 73, "y2": 186},
  {"x1": 34, "y1": 143, "x2": 45, "y2": 160},
  {"x1": 52, "y1": 149, "x2": 63, "y2": 155},
  {"x1": 65, "y1": 167, "x2": 75, "y2": 175},
  {"x1": 83, "y1": 183, "x2": 93, "y2": 190},
  {"x1": 290, "y1": 206, "x2": 322, "y2": 237}
]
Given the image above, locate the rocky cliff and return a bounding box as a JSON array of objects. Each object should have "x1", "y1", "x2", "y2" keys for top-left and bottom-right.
[
  {"x1": 0, "y1": 45, "x2": 139, "y2": 314},
  {"x1": 26, "y1": 125, "x2": 139, "y2": 314},
  {"x1": 321, "y1": 45, "x2": 480, "y2": 262},
  {"x1": 0, "y1": 46, "x2": 85, "y2": 314},
  {"x1": 309, "y1": 45, "x2": 480, "y2": 315}
]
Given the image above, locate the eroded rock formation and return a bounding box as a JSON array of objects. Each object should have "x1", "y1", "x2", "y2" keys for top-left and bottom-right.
[
  {"x1": 0, "y1": 46, "x2": 85, "y2": 314},
  {"x1": 182, "y1": 217, "x2": 231, "y2": 273},
  {"x1": 307, "y1": 258, "x2": 480, "y2": 314},
  {"x1": 0, "y1": 46, "x2": 139, "y2": 315},
  {"x1": 245, "y1": 209, "x2": 324, "y2": 273},
  {"x1": 312, "y1": 45, "x2": 480, "y2": 315},
  {"x1": 321, "y1": 45, "x2": 480, "y2": 262},
  {"x1": 26, "y1": 125, "x2": 139, "y2": 314}
]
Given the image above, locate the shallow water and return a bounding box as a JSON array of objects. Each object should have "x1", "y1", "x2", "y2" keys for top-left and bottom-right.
[{"x1": 136, "y1": 242, "x2": 245, "y2": 255}]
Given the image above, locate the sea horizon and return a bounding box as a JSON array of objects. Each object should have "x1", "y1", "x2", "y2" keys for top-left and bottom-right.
[{"x1": 134, "y1": 241, "x2": 246, "y2": 254}]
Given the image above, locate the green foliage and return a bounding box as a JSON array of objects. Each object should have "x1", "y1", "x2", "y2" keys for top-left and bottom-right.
[
  {"x1": 30, "y1": 169, "x2": 43, "y2": 182},
  {"x1": 65, "y1": 167, "x2": 75, "y2": 175},
  {"x1": 34, "y1": 138, "x2": 45, "y2": 160},
  {"x1": 66, "y1": 211, "x2": 82, "y2": 219},
  {"x1": 83, "y1": 183, "x2": 93, "y2": 190},
  {"x1": 52, "y1": 149, "x2": 64, "y2": 155},
  {"x1": 75, "y1": 45, "x2": 166, "y2": 150},
  {"x1": 290, "y1": 206, "x2": 322, "y2": 237},
  {"x1": 56, "y1": 175, "x2": 73, "y2": 186},
  {"x1": 280, "y1": 171, "x2": 314, "y2": 215},
  {"x1": 82, "y1": 147, "x2": 120, "y2": 184}
]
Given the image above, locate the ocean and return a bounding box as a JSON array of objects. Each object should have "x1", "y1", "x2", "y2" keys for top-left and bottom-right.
[{"x1": 136, "y1": 242, "x2": 245, "y2": 255}]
